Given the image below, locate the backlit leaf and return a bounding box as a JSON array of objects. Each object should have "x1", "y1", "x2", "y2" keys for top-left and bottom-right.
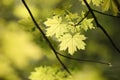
[
  {"x1": 80, "y1": 0, "x2": 103, "y2": 6},
  {"x1": 111, "y1": 0, "x2": 119, "y2": 16},
  {"x1": 44, "y1": 16, "x2": 67, "y2": 37},
  {"x1": 29, "y1": 66, "x2": 72, "y2": 80},
  {"x1": 81, "y1": 18, "x2": 95, "y2": 31},
  {"x1": 102, "y1": 0, "x2": 111, "y2": 11},
  {"x1": 102, "y1": 0, "x2": 119, "y2": 15},
  {"x1": 59, "y1": 33, "x2": 86, "y2": 55}
]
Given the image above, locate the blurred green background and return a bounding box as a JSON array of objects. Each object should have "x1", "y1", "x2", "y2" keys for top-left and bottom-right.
[{"x1": 0, "y1": 0, "x2": 120, "y2": 80}]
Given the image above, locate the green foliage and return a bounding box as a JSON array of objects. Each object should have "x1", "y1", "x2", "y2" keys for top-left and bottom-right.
[
  {"x1": 44, "y1": 15, "x2": 67, "y2": 37},
  {"x1": 0, "y1": 0, "x2": 120, "y2": 80},
  {"x1": 29, "y1": 66, "x2": 72, "y2": 80},
  {"x1": 80, "y1": 0, "x2": 119, "y2": 15},
  {"x1": 80, "y1": 0, "x2": 103, "y2": 6},
  {"x1": 102, "y1": 0, "x2": 119, "y2": 15},
  {"x1": 59, "y1": 33, "x2": 86, "y2": 55},
  {"x1": 44, "y1": 11, "x2": 95, "y2": 55}
]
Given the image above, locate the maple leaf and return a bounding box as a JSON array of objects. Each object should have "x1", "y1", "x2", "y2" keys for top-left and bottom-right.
[
  {"x1": 111, "y1": 0, "x2": 119, "y2": 16},
  {"x1": 102, "y1": 0, "x2": 111, "y2": 11},
  {"x1": 80, "y1": 18, "x2": 95, "y2": 31},
  {"x1": 80, "y1": 0, "x2": 102, "y2": 6},
  {"x1": 65, "y1": 12, "x2": 79, "y2": 21},
  {"x1": 29, "y1": 66, "x2": 72, "y2": 80},
  {"x1": 92, "y1": 0, "x2": 103, "y2": 6},
  {"x1": 102, "y1": 0, "x2": 119, "y2": 15},
  {"x1": 59, "y1": 33, "x2": 86, "y2": 55},
  {"x1": 44, "y1": 16, "x2": 67, "y2": 37}
]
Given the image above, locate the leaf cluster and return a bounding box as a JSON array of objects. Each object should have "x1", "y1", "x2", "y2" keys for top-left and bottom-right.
[
  {"x1": 29, "y1": 66, "x2": 72, "y2": 80},
  {"x1": 44, "y1": 11, "x2": 95, "y2": 55},
  {"x1": 80, "y1": 0, "x2": 119, "y2": 15}
]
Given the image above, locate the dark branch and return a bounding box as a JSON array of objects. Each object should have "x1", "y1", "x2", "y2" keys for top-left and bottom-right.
[
  {"x1": 93, "y1": 9, "x2": 120, "y2": 18},
  {"x1": 83, "y1": 0, "x2": 120, "y2": 55},
  {"x1": 57, "y1": 52, "x2": 111, "y2": 66},
  {"x1": 74, "y1": 11, "x2": 90, "y2": 26},
  {"x1": 65, "y1": 10, "x2": 75, "y2": 23},
  {"x1": 21, "y1": 0, "x2": 71, "y2": 74},
  {"x1": 21, "y1": 0, "x2": 114, "y2": 74}
]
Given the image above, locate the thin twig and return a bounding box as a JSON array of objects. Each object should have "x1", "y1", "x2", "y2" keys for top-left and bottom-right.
[
  {"x1": 21, "y1": 0, "x2": 114, "y2": 74},
  {"x1": 65, "y1": 10, "x2": 75, "y2": 22},
  {"x1": 57, "y1": 52, "x2": 111, "y2": 66},
  {"x1": 21, "y1": 0, "x2": 71, "y2": 74},
  {"x1": 83, "y1": 0, "x2": 120, "y2": 55},
  {"x1": 93, "y1": 9, "x2": 120, "y2": 18},
  {"x1": 74, "y1": 11, "x2": 90, "y2": 26}
]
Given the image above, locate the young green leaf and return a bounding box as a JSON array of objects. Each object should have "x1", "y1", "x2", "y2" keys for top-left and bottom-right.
[
  {"x1": 44, "y1": 11, "x2": 95, "y2": 55},
  {"x1": 29, "y1": 66, "x2": 72, "y2": 80},
  {"x1": 102, "y1": 0, "x2": 119, "y2": 15},
  {"x1": 102, "y1": 0, "x2": 111, "y2": 11},
  {"x1": 80, "y1": 0, "x2": 103, "y2": 6},
  {"x1": 44, "y1": 16, "x2": 67, "y2": 37},
  {"x1": 92, "y1": 0, "x2": 103, "y2": 6},
  {"x1": 80, "y1": 18, "x2": 95, "y2": 31},
  {"x1": 111, "y1": 0, "x2": 119, "y2": 16},
  {"x1": 59, "y1": 33, "x2": 86, "y2": 55},
  {"x1": 80, "y1": 0, "x2": 91, "y2": 5}
]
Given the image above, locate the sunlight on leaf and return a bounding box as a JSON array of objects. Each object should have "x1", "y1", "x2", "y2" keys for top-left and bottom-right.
[
  {"x1": 44, "y1": 15, "x2": 67, "y2": 37},
  {"x1": 80, "y1": 0, "x2": 103, "y2": 6},
  {"x1": 44, "y1": 11, "x2": 95, "y2": 55},
  {"x1": 59, "y1": 33, "x2": 86, "y2": 55},
  {"x1": 29, "y1": 66, "x2": 72, "y2": 80},
  {"x1": 111, "y1": 0, "x2": 119, "y2": 16},
  {"x1": 81, "y1": 18, "x2": 95, "y2": 31},
  {"x1": 102, "y1": 0, "x2": 111, "y2": 12},
  {"x1": 92, "y1": 0, "x2": 103, "y2": 6},
  {"x1": 102, "y1": 0, "x2": 119, "y2": 15}
]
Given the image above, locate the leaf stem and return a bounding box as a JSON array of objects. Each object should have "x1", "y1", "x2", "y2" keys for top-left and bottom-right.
[{"x1": 74, "y1": 11, "x2": 90, "y2": 26}]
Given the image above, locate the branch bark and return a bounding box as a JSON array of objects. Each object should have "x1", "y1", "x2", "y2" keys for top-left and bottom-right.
[
  {"x1": 21, "y1": 0, "x2": 113, "y2": 75},
  {"x1": 21, "y1": 0, "x2": 71, "y2": 74},
  {"x1": 83, "y1": 0, "x2": 120, "y2": 55}
]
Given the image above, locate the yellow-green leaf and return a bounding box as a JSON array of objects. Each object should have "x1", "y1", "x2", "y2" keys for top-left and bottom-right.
[
  {"x1": 102, "y1": 0, "x2": 111, "y2": 11},
  {"x1": 59, "y1": 33, "x2": 86, "y2": 55},
  {"x1": 44, "y1": 16, "x2": 67, "y2": 37},
  {"x1": 102, "y1": 0, "x2": 119, "y2": 15},
  {"x1": 81, "y1": 18, "x2": 95, "y2": 31},
  {"x1": 92, "y1": 0, "x2": 103, "y2": 6},
  {"x1": 80, "y1": 0, "x2": 102, "y2": 6},
  {"x1": 111, "y1": 1, "x2": 119, "y2": 16}
]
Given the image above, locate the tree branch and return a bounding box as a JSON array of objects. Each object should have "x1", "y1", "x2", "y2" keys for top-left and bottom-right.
[
  {"x1": 21, "y1": 0, "x2": 113, "y2": 75},
  {"x1": 57, "y1": 52, "x2": 111, "y2": 66},
  {"x1": 93, "y1": 9, "x2": 120, "y2": 18},
  {"x1": 83, "y1": 0, "x2": 120, "y2": 55},
  {"x1": 74, "y1": 11, "x2": 90, "y2": 26},
  {"x1": 21, "y1": 0, "x2": 71, "y2": 74}
]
